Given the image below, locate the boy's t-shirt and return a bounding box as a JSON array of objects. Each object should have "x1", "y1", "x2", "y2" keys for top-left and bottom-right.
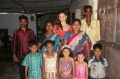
[
  {"x1": 88, "y1": 56, "x2": 108, "y2": 78},
  {"x1": 22, "y1": 52, "x2": 42, "y2": 78}
]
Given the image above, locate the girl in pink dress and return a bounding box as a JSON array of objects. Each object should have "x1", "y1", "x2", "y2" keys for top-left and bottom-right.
[
  {"x1": 59, "y1": 45, "x2": 75, "y2": 79},
  {"x1": 54, "y1": 11, "x2": 72, "y2": 38},
  {"x1": 74, "y1": 52, "x2": 88, "y2": 79}
]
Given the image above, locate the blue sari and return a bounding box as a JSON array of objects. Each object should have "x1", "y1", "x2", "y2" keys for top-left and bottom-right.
[
  {"x1": 64, "y1": 31, "x2": 92, "y2": 57},
  {"x1": 41, "y1": 33, "x2": 62, "y2": 53}
]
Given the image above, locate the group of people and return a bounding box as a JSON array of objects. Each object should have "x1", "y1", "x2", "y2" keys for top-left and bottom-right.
[{"x1": 12, "y1": 5, "x2": 108, "y2": 79}]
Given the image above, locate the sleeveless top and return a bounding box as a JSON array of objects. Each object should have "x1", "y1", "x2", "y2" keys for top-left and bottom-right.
[
  {"x1": 43, "y1": 53, "x2": 57, "y2": 72},
  {"x1": 61, "y1": 58, "x2": 72, "y2": 72},
  {"x1": 75, "y1": 62, "x2": 86, "y2": 78}
]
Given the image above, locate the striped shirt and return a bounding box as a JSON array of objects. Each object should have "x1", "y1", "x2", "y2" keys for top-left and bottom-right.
[{"x1": 81, "y1": 18, "x2": 101, "y2": 49}]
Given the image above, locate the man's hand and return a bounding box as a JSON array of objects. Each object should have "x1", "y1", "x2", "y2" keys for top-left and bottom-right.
[
  {"x1": 13, "y1": 56, "x2": 19, "y2": 62},
  {"x1": 25, "y1": 76, "x2": 29, "y2": 79}
]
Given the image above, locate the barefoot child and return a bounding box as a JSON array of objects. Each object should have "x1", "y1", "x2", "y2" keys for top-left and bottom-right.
[
  {"x1": 42, "y1": 40, "x2": 58, "y2": 79},
  {"x1": 22, "y1": 41, "x2": 42, "y2": 79},
  {"x1": 88, "y1": 44, "x2": 108, "y2": 79}
]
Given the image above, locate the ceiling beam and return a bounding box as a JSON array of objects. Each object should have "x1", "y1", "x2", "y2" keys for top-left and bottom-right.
[
  {"x1": 0, "y1": 5, "x2": 69, "y2": 9},
  {"x1": 0, "y1": 9, "x2": 69, "y2": 13},
  {"x1": 70, "y1": 0, "x2": 74, "y2": 4},
  {"x1": 0, "y1": 8, "x2": 68, "y2": 11},
  {"x1": 0, "y1": 0, "x2": 71, "y2": 13},
  {"x1": 0, "y1": 0, "x2": 66, "y2": 3},
  {"x1": 10, "y1": 0, "x2": 25, "y2": 11}
]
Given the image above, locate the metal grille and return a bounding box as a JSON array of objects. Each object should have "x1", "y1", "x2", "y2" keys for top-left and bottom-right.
[{"x1": 0, "y1": 0, "x2": 72, "y2": 13}]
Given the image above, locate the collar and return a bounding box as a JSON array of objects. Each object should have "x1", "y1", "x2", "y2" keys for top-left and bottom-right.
[
  {"x1": 83, "y1": 18, "x2": 95, "y2": 28},
  {"x1": 83, "y1": 18, "x2": 94, "y2": 21},
  {"x1": 19, "y1": 28, "x2": 29, "y2": 31},
  {"x1": 92, "y1": 55, "x2": 105, "y2": 62},
  {"x1": 83, "y1": 18, "x2": 95, "y2": 22},
  {"x1": 30, "y1": 52, "x2": 37, "y2": 55}
]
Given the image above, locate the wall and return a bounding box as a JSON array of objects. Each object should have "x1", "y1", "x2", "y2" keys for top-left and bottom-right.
[
  {"x1": 38, "y1": 13, "x2": 57, "y2": 29},
  {"x1": 70, "y1": 0, "x2": 98, "y2": 20},
  {"x1": 98, "y1": 0, "x2": 120, "y2": 78},
  {"x1": 0, "y1": 14, "x2": 36, "y2": 37}
]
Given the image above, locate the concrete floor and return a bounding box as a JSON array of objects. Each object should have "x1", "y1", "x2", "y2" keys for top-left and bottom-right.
[{"x1": 0, "y1": 62, "x2": 19, "y2": 79}]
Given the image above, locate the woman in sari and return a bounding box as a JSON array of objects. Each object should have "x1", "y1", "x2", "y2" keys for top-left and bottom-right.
[
  {"x1": 64, "y1": 19, "x2": 92, "y2": 60},
  {"x1": 38, "y1": 20, "x2": 62, "y2": 54}
]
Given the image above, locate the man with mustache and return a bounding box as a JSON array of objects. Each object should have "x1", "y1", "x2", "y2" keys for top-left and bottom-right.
[
  {"x1": 81, "y1": 5, "x2": 101, "y2": 57},
  {"x1": 13, "y1": 15, "x2": 35, "y2": 79}
]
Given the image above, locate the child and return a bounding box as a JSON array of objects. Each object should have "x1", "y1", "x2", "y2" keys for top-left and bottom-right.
[
  {"x1": 88, "y1": 43, "x2": 108, "y2": 79},
  {"x1": 74, "y1": 52, "x2": 88, "y2": 79},
  {"x1": 22, "y1": 41, "x2": 42, "y2": 79},
  {"x1": 59, "y1": 45, "x2": 75, "y2": 79},
  {"x1": 42, "y1": 40, "x2": 58, "y2": 79}
]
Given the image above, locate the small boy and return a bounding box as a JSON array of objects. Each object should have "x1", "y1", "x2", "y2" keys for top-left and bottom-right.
[
  {"x1": 88, "y1": 43, "x2": 108, "y2": 79},
  {"x1": 22, "y1": 41, "x2": 42, "y2": 79}
]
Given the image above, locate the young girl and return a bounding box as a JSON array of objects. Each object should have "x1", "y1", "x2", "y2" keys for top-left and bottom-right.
[
  {"x1": 59, "y1": 45, "x2": 75, "y2": 79},
  {"x1": 42, "y1": 40, "x2": 58, "y2": 79},
  {"x1": 74, "y1": 52, "x2": 88, "y2": 79}
]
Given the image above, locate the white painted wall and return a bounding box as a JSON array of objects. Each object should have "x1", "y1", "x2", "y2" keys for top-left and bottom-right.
[
  {"x1": 0, "y1": 14, "x2": 36, "y2": 37},
  {"x1": 70, "y1": 0, "x2": 98, "y2": 19},
  {"x1": 75, "y1": 9, "x2": 82, "y2": 19}
]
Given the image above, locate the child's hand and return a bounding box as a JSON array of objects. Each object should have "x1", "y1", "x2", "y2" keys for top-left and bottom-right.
[
  {"x1": 56, "y1": 73, "x2": 59, "y2": 79},
  {"x1": 58, "y1": 74, "x2": 61, "y2": 79},
  {"x1": 42, "y1": 74, "x2": 46, "y2": 79},
  {"x1": 87, "y1": 56, "x2": 90, "y2": 60}
]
